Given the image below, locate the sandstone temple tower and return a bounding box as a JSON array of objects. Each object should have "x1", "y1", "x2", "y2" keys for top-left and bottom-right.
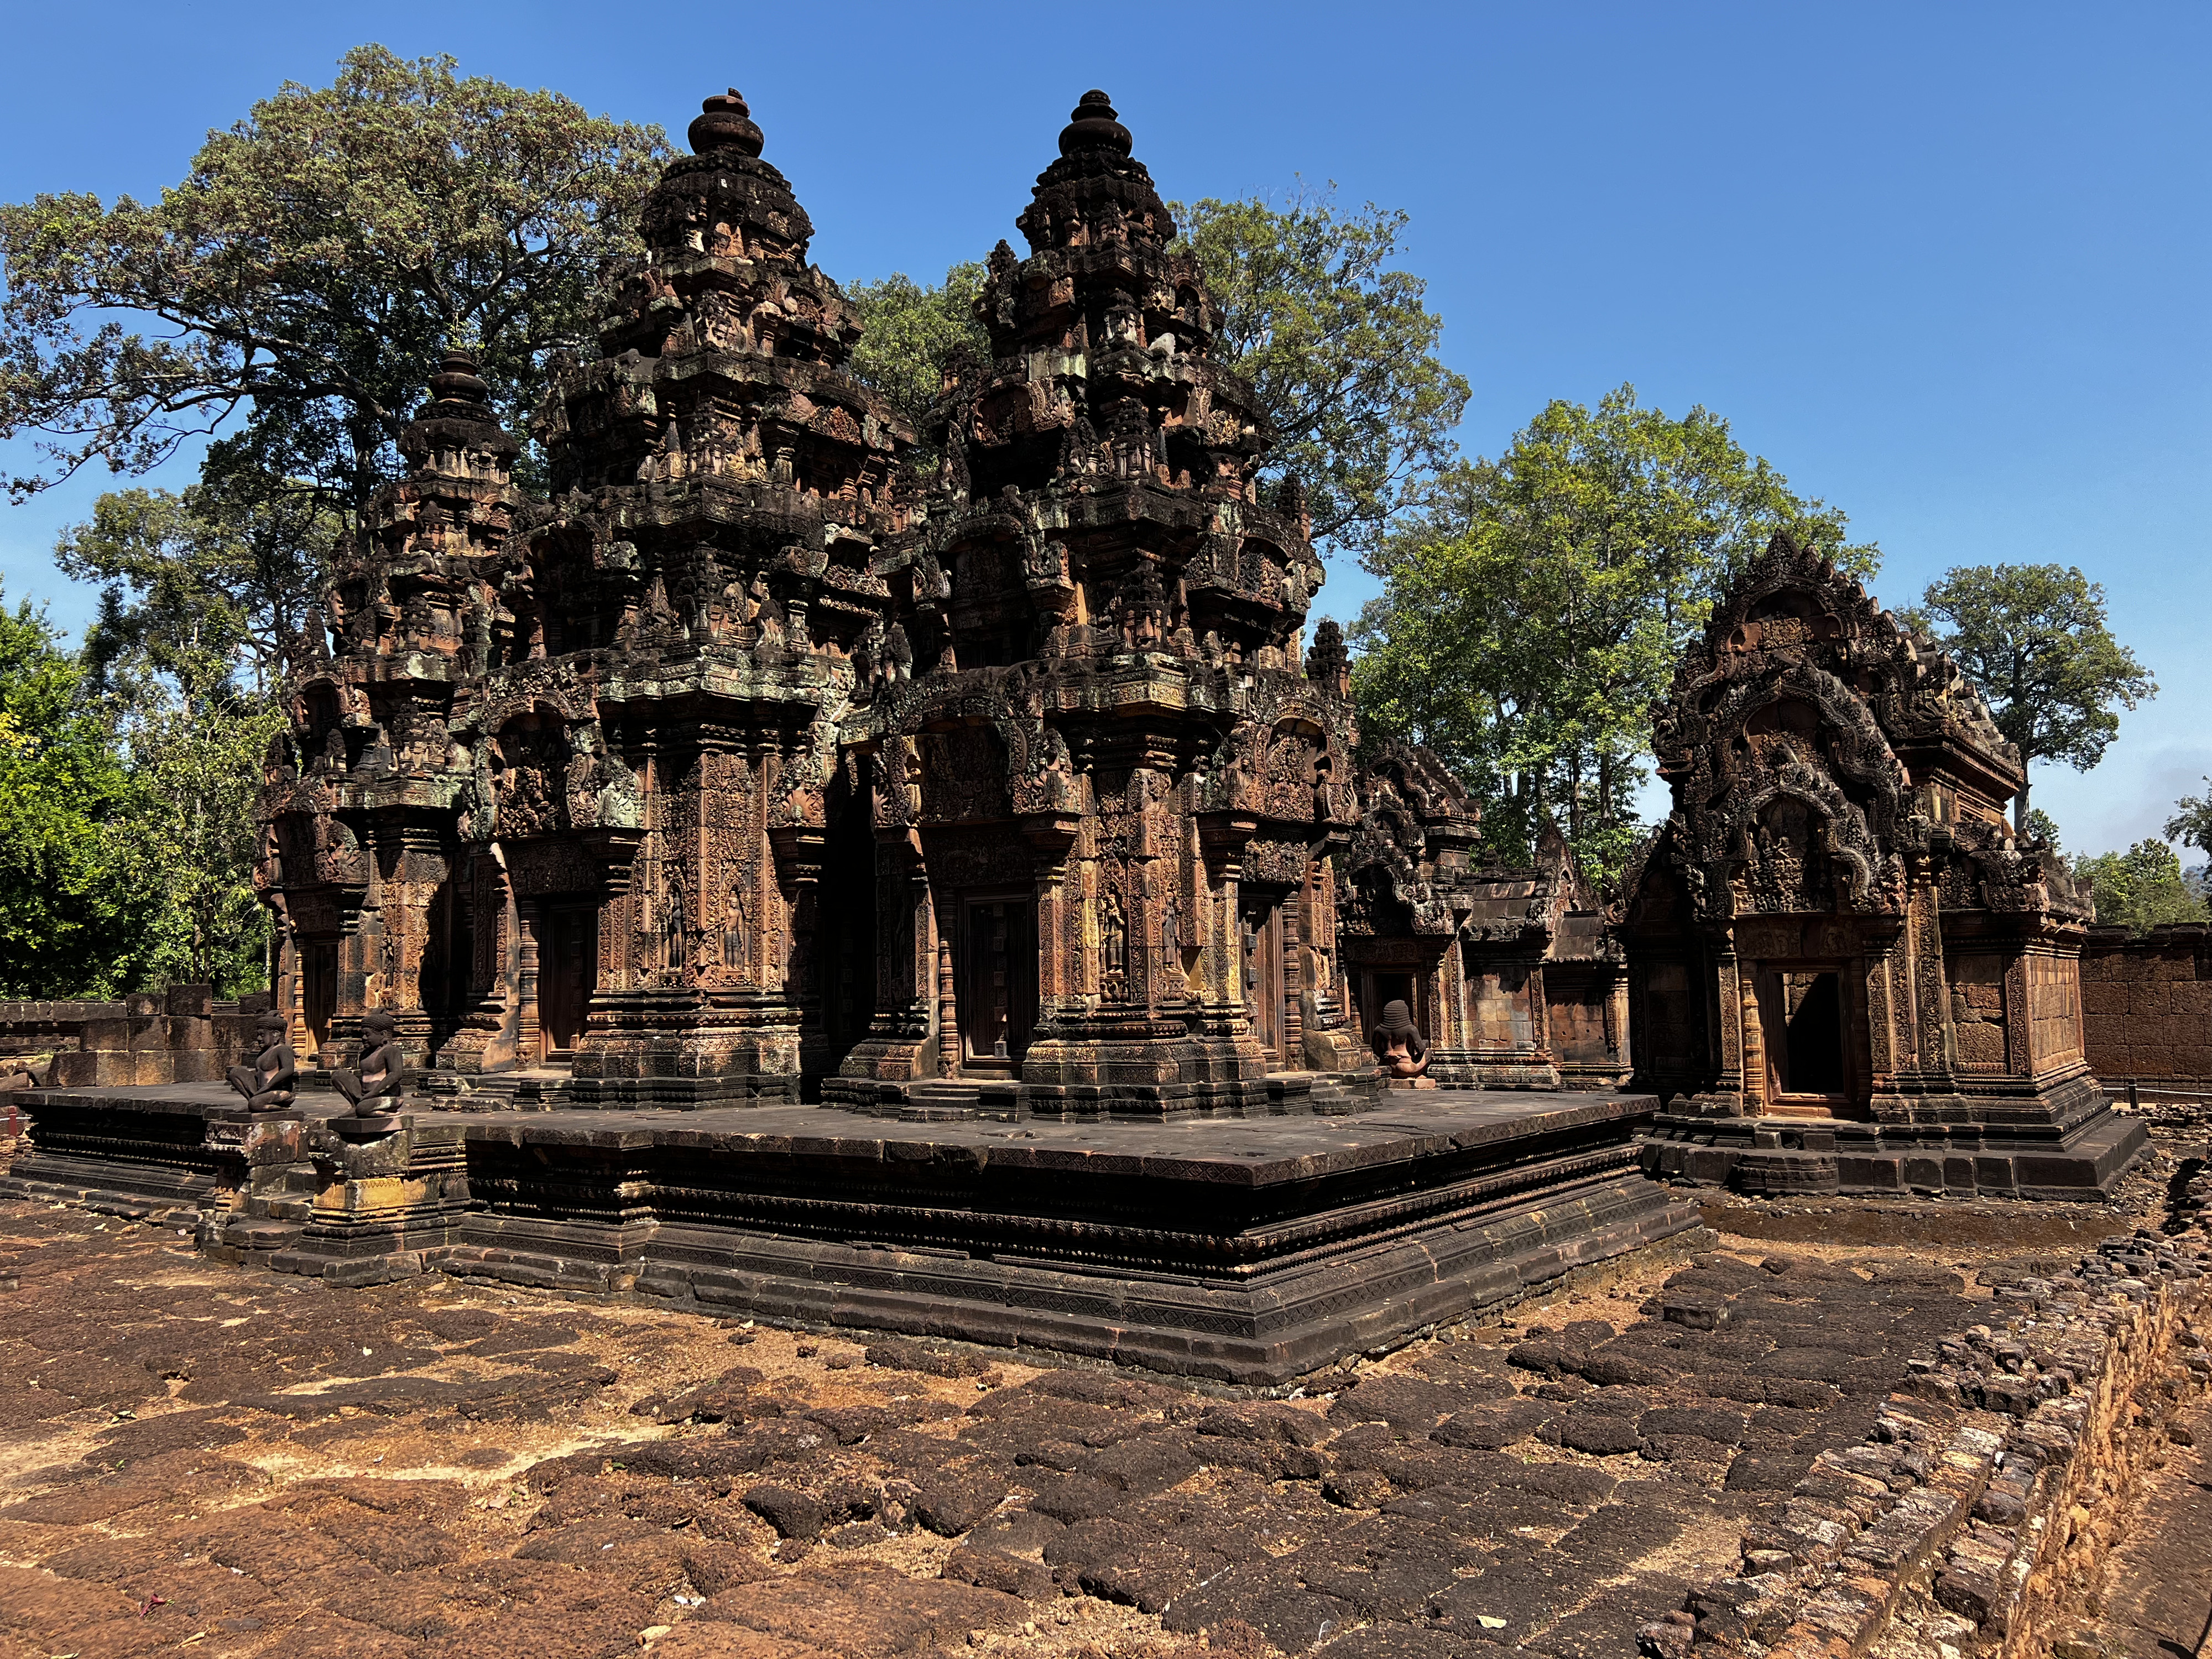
[
  {"x1": 828, "y1": 90, "x2": 1374, "y2": 1113},
  {"x1": 253, "y1": 89, "x2": 1630, "y2": 1113}
]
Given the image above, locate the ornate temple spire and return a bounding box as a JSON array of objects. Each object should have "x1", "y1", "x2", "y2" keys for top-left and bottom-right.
[
  {"x1": 398, "y1": 349, "x2": 519, "y2": 484},
  {"x1": 1057, "y1": 88, "x2": 1134, "y2": 158}
]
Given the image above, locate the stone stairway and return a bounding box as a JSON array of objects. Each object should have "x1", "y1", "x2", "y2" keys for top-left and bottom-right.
[
  {"x1": 895, "y1": 1077, "x2": 1023, "y2": 1122},
  {"x1": 424, "y1": 1068, "x2": 576, "y2": 1110}
]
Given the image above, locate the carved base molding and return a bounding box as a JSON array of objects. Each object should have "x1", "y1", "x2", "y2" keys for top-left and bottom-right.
[{"x1": 3, "y1": 1082, "x2": 1695, "y2": 1384}]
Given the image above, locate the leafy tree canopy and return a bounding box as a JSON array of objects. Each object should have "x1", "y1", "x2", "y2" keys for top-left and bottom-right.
[
  {"x1": 1352, "y1": 385, "x2": 1876, "y2": 879},
  {"x1": 2166, "y1": 778, "x2": 2212, "y2": 867},
  {"x1": 1170, "y1": 189, "x2": 1470, "y2": 562},
  {"x1": 54, "y1": 482, "x2": 336, "y2": 700},
  {"x1": 0, "y1": 44, "x2": 669, "y2": 519},
  {"x1": 0, "y1": 588, "x2": 152, "y2": 996},
  {"x1": 104, "y1": 672, "x2": 283, "y2": 997},
  {"x1": 2073, "y1": 838, "x2": 2209, "y2": 936},
  {"x1": 844, "y1": 263, "x2": 988, "y2": 455},
  {"x1": 1903, "y1": 564, "x2": 2154, "y2": 833},
  {"x1": 48, "y1": 479, "x2": 297, "y2": 994}
]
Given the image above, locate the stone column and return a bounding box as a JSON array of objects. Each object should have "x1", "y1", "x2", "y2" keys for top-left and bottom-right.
[
  {"x1": 517, "y1": 899, "x2": 543, "y2": 1066},
  {"x1": 936, "y1": 913, "x2": 961, "y2": 1077},
  {"x1": 1705, "y1": 938, "x2": 1749, "y2": 1115}
]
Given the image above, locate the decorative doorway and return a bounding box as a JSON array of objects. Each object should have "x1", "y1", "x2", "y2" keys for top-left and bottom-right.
[
  {"x1": 538, "y1": 902, "x2": 598, "y2": 1065},
  {"x1": 958, "y1": 896, "x2": 1036, "y2": 1074},
  {"x1": 1756, "y1": 963, "x2": 1852, "y2": 1115},
  {"x1": 1242, "y1": 903, "x2": 1288, "y2": 1067},
  {"x1": 301, "y1": 940, "x2": 337, "y2": 1063}
]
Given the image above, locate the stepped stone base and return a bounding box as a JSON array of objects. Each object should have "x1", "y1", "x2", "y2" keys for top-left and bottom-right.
[
  {"x1": 2, "y1": 1082, "x2": 1698, "y2": 1383},
  {"x1": 1640, "y1": 1103, "x2": 2149, "y2": 1201}
]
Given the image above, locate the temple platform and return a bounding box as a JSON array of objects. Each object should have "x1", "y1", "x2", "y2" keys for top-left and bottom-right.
[
  {"x1": 1639, "y1": 1104, "x2": 2149, "y2": 1201},
  {"x1": 0, "y1": 1083, "x2": 1698, "y2": 1385}
]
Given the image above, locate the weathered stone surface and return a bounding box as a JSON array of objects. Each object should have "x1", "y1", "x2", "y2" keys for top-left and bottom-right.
[{"x1": 12, "y1": 1147, "x2": 2200, "y2": 1658}]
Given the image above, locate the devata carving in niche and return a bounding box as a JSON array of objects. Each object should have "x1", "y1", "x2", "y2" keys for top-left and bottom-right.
[
  {"x1": 662, "y1": 863, "x2": 690, "y2": 979},
  {"x1": 1100, "y1": 888, "x2": 1128, "y2": 1000},
  {"x1": 723, "y1": 879, "x2": 751, "y2": 978}
]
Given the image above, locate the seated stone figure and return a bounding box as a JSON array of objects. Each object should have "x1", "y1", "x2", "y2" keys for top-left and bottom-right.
[
  {"x1": 1369, "y1": 999, "x2": 1433, "y2": 1082},
  {"x1": 226, "y1": 1014, "x2": 298, "y2": 1111},
  {"x1": 333, "y1": 1010, "x2": 408, "y2": 1115}
]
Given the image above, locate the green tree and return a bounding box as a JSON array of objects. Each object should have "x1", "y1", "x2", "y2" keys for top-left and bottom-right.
[
  {"x1": 1352, "y1": 385, "x2": 1875, "y2": 878},
  {"x1": 1904, "y1": 565, "x2": 2155, "y2": 835},
  {"x1": 2072, "y1": 839, "x2": 2209, "y2": 935},
  {"x1": 2026, "y1": 806, "x2": 2064, "y2": 852},
  {"x1": 1171, "y1": 188, "x2": 1470, "y2": 562},
  {"x1": 106, "y1": 676, "x2": 284, "y2": 995},
  {"x1": 0, "y1": 587, "x2": 149, "y2": 996},
  {"x1": 54, "y1": 483, "x2": 337, "y2": 697},
  {"x1": 2167, "y1": 779, "x2": 2212, "y2": 867},
  {"x1": 52, "y1": 485, "x2": 293, "y2": 992},
  {"x1": 845, "y1": 263, "x2": 989, "y2": 458},
  {"x1": 0, "y1": 44, "x2": 668, "y2": 521}
]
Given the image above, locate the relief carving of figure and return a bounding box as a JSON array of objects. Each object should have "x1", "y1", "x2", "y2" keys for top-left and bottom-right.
[
  {"x1": 1100, "y1": 887, "x2": 1128, "y2": 999},
  {"x1": 723, "y1": 877, "x2": 752, "y2": 978}
]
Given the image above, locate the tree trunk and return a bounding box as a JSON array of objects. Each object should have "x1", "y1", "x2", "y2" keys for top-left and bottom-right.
[{"x1": 2016, "y1": 774, "x2": 2031, "y2": 838}]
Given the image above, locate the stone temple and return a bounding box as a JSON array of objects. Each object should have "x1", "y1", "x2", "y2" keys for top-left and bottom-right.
[
  {"x1": 0, "y1": 89, "x2": 2152, "y2": 1383},
  {"x1": 1625, "y1": 537, "x2": 2146, "y2": 1197},
  {"x1": 252, "y1": 87, "x2": 1633, "y2": 1120}
]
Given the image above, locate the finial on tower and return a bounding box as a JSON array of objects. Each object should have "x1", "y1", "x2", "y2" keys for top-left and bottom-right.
[
  {"x1": 1058, "y1": 90, "x2": 1132, "y2": 158},
  {"x1": 690, "y1": 88, "x2": 765, "y2": 158},
  {"x1": 426, "y1": 350, "x2": 491, "y2": 411}
]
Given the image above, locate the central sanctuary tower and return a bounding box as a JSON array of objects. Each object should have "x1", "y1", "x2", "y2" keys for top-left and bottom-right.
[{"x1": 257, "y1": 89, "x2": 1564, "y2": 1113}]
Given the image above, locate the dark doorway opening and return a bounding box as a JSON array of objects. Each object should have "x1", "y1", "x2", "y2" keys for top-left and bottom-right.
[
  {"x1": 1784, "y1": 971, "x2": 1845, "y2": 1095},
  {"x1": 1364, "y1": 971, "x2": 1416, "y2": 1047},
  {"x1": 539, "y1": 903, "x2": 598, "y2": 1063},
  {"x1": 301, "y1": 941, "x2": 337, "y2": 1065},
  {"x1": 958, "y1": 896, "x2": 1036, "y2": 1073},
  {"x1": 1760, "y1": 964, "x2": 1849, "y2": 1106},
  {"x1": 813, "y1": 785, "x2": 878, "y2": 1084},
  {"x1": 419, "y1": 877, "x2": 474, "y2": 1053}
]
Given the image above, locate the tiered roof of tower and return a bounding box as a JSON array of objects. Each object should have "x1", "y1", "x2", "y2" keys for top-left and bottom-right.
[
  {"x1": 528, "y1": 89, "x2": 910, "y2": 679},
  {"x1": 901, "y1": 90, "x2": 1322, "y2": 681}
]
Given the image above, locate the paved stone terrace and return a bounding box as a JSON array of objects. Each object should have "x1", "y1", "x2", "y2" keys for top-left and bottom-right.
[
  {"x1": 14, "y1": 1082, "x2": 1656, "y2": 1178},
  {"x1": 1, "y1": 1169, "x2": 2180, "y2": 1659}
]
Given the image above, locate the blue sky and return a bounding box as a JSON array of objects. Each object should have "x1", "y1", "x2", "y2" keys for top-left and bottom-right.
[{"x1": 2, "y1": 2, "x2": 2204, "y2": 855}]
